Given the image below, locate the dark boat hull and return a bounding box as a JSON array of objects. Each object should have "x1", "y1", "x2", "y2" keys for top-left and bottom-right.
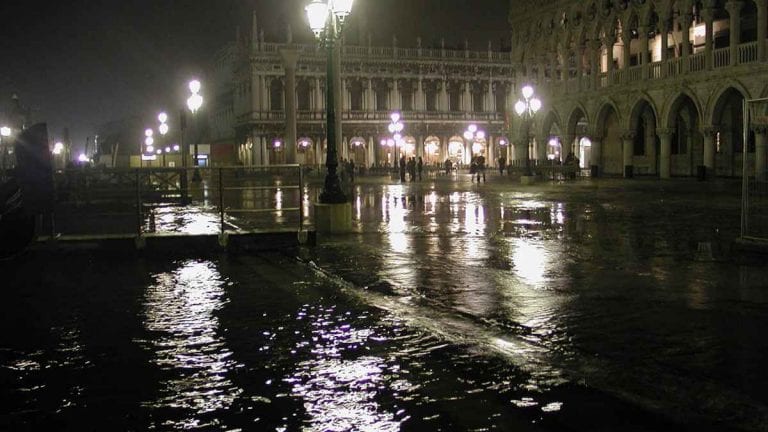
[{"x1": 0, "y1": 179, "x2": 35, "y2": 259}]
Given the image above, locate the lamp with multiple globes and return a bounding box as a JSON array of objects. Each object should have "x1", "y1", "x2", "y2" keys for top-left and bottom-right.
[
  {"x1": 463, "y1": 124, "x2": 486, "y2": 163},
  {"x1": 514, "y1": 85, "x2": 541, "y2": 177},
  {"x1": 0, "y1": 126, "x2": 11, "y2": 175},
  {"x1": 305, "y1": 0, "x2": 355, "y2": 204}
]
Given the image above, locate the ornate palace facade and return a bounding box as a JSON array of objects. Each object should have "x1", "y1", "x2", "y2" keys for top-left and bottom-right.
[
  {"x1": 208, "y1": 13, "x2": 517, "y2": 169},
  {"x1": 510, "y1": 0, "x2": 768, "y2": 178}
]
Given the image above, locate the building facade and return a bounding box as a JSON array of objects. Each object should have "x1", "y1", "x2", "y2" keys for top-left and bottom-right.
[
  {"x1": 208, "y1": 14, "x2": 518, "y2": 169},
  {"x1": 509, "y1": 0, "x2": 768, "y2": 178}
]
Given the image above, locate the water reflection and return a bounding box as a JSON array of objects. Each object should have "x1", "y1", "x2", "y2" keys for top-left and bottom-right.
[
  {"x1": 287, "y1": 305, "x2": 401, "y2": 432},
  {"x1": 141, "y1": 260, "x2": 242, "y2": 429},
  {"x1": 151, "y1": 205, "x2": 221, "y2": 235}
]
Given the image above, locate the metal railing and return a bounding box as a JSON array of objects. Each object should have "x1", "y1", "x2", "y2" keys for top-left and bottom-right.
[
  {"x1": 46, "y1": 165, "x2": 306, "y2": 238},
  {"x1": 742, "y1": 98, "x2": 768, "y2": 241}
]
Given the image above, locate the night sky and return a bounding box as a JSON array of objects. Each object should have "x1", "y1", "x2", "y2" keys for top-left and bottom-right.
[{"x1": 0, "y1": 0, "x2": 510, "y2": 151}]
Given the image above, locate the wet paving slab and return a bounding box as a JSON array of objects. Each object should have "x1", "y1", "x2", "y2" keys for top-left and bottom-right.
[{"x1": 1, "y1": 174, "x2": 767, "y2": 431}]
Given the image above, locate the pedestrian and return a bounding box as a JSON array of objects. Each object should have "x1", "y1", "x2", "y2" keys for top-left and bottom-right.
[
  {"x1": 407, "y1": 157, "x2": 416, "y2": 182},
  {"x1": 498, "y1": 156, "x2": 506, "y2": 176},
  {"x1": 470, "y1": 156, "x2": 478, "y2": 182},
  {"x1": 348, "y1": 159, "x2": 355, "y2": 182},
  {"x1": 417, "y1": 156, "x2": 423, "y2": 181},
  {"x1": 399, "y1": 154, "x2": 406, "y2": 182},
  {"x1": 477, "y1": 154, "x2": 486, "y2": 182},
  {"x1": 444, "y1": 158, "x2": 452, "y2": 175}
]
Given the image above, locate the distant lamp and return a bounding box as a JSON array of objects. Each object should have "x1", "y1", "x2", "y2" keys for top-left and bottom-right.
[
  {"x1": 158, "y1": 112, "x2": 168, "y2": 124},
  {"x1": 0, "y1": 126, "x2": 10, "y2": 137}
]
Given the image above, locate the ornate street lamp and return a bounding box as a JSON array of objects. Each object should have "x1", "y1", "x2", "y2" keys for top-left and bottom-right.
[
  {"x1": 463, "y1": 124, "x2": 486, "y2": 163},
  {"x1": 0, "y1": 126, "x2": 11, "y2": 177},
  {"x1": 388, "y1": 111, "x2": 404, "y2": 159},
  {"x1": 305, "y1": 0, "x2": 355, "y2": 204},
  {"x1": 158, "y1": 112, "x2": 169, "y2": 167},
  {"x1": 514, "y1": 85, "x2": 542, "y2": 177}
]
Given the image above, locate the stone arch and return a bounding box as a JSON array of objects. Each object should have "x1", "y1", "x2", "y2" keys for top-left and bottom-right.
[
  {"x1": 628, "y1": 96, "x2": 660, "y2": 174},
  {"x1": 567, "y1": 103, "x2": 591, "y2": 137},
  {"x1": 594, "y1": 100, "x2": 623, "y2": 175},
  {"x1": 710, "y1": 85, "x2": 753, "y2": 176},
  {"x1": 628, "y1": 94, "x2": 659, "y2": 131},
  {"x1": 665, "y1": 92, "x2": 704, "y2": 176},
  {"x1": 540, "y1": 109, "x2": 564, "y2": 142},
  {"x1": 707, "y1": 80, "x2": 752, "y2": 125},
  {"x1": 663, "y1": 89, "x2": 703, "y2": 129},
  {"x1": 423, "y1": 136, "x2": 441, "y2": 164}
]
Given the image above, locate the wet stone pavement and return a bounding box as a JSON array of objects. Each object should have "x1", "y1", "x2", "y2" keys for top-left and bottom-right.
[{"x1": 2, "y1": 172, "x2": 768, "y2": 431}]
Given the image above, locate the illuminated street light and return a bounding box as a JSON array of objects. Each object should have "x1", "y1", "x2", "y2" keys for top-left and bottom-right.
[
  {"x1": 514, "y1": 84, "x2": 541, "y2": 177},
  {"x1": 305, "y1": 0, "x2": 355, "y2": 204},
  {"x1": 187, "y1": 79, "x2": 204, "y2": 181}
]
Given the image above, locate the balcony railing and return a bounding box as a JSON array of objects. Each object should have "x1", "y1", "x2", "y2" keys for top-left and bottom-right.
[
  {"x1": 689, "y1": 52, "x2": 706, "y2": 72},
  {"x1": 257, "y1": 42, "x2": 511, "y2": 64},
  {"x1": 236, "y1": 110, "x2": 505, "y2": 125},
  {"x1": 739, "y1": 41, "x2": 758, "y2": 64},
  {"x1": 714, "y1": 47, "x2": 730, "y2": 68}
]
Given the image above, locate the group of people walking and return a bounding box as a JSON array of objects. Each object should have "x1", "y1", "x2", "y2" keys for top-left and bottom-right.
[
  {"x1": 399, "y1": 155, "x2": 423, "y2": 182},
  {"x1": 469, "y1": 155, "x2": 486, "y2": 183}
]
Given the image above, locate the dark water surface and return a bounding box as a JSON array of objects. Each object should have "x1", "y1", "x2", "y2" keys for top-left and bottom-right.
[{"x1": 2, "y1": 177, "x2": 767, "y2": 431}]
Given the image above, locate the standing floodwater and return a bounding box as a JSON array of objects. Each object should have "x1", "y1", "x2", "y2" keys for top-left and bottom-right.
[{"x1": 2, "y1": 177, "x2": 767, "y2": 431}]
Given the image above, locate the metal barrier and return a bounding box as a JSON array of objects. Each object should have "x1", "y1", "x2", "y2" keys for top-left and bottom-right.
[
  {"x1": 741, "y1": 98, "x2": 768, "y2": 242},
  {"x1": 46, "y1": 165, "x2": 305, "y2": 237}
]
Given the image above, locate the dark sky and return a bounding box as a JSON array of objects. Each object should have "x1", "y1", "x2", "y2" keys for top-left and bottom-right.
[{"x1": 0, "y1": 0, "x2": 509, "y2": 151}]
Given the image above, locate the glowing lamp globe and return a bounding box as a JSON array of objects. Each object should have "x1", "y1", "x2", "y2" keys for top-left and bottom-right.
[{"x1": 305, "y1": 0, "x2": 329, "y2": 36}]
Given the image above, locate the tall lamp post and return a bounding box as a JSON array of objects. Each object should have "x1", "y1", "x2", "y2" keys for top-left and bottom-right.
[
  {"x1": 388, "y1": 111, "x2": 404, "y2": 160},
  {"x1": 158, "y1": 112, "x2": 169, "y2": 167},
  {"x1": 514, "y1": 85, "x2": 542, "y2": 178},
  {"x1": 305, "y1": 0, "x2": 354, "y2": 204},
  {"x1": 0, "y1": 126, "x2": 11, "y2": 179},
  {"x1": 187, "y1": 80, "x2": 203, "y2": 181}
]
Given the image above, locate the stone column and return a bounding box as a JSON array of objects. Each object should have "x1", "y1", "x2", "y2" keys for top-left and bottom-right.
[
  {"x1": 680, "y1": 13, "x2": 692, "y2": 72},
  {"x1": 440, "y1": 80, "x2": 449, "y2": 111},
  {"x1": 726, "y1": 1, "x2": 744, "y2": 65},
  {"x1": 639, "y1": 25, "x2": 650, "y2": 78},
  {"x1": 703, "y1": 126, "x2": 716, "y2": 175},
  {"x1": 562, "y1": 134, "x2": 574, "y2": 162},
  {"x1": 251, "y1": 72, "x2": 262, "y2": 114},
  {"x1": 590, "y1": 136, "x2": 602, "y2": 176},
  {"x1": 604, "y1": 35, "x2": 616, "y2": 84},
  {"x1": 759, "y1": 2, "x2": 767, "y2": 61},
  {"x1": 621, "y1": 30, "x2": 631, "y2": 71},
  {"x1": 756, "y1": 126, "x2": 767, "y2": 180},
  {"x1": 589, "y1": 40, "x2": 601, "y2": 89},
  {"x1": 703, "y1": 7, "x2": 715, "y2": 69},
  {"x1": 279, "y1": 48, "x2": 299, "y2": 164},
  {"x1": 464, "y1": 82, "x2": 473, "y2": 112},
  {"x1": 365, "y1": 79, "x2": 374, "y2": 111},
  {"x1": 622, "y1": 131, "x2": 635, "y2": 178},
  {"x1": 416, "y1": 79, "x2": 425, "y2": 111},
  {"x1": 657, "y1": 128, "x2": 672, "y2": 179},
  {"x1": 392, "y1": 79, "x2": 401, "y2": 110},
  {"x1": 315, "y1": 77, "x2": 324, "y2": 111},
  {"x1": 660, "y1": 18, "x2": 669, "y2": 75},
  {"x1": 487, "y1": 81, "x2": 495, "y2": 112}
]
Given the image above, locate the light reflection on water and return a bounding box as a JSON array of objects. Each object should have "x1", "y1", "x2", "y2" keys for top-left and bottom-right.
[
  {"x1": 286, "y1": 305, "x2": 404, "y2": 432},
  {"x1": 141, "y1": 260, "x2": 243, "y2": 429},
  {"x1": 151, "y1": 205, "x2": 221, "y2": 235}
]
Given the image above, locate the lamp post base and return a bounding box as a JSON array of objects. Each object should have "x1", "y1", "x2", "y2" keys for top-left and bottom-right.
[
  {"x1": 314, "y1": 201, "x2": 352, "y2": 234},
  {"x1": 319, "y1": 173, "x2": 347, "y2": 204}
]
